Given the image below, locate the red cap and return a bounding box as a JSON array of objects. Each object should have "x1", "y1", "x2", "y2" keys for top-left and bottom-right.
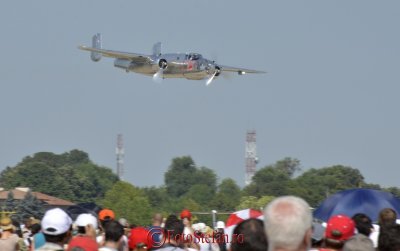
[
  {"x1": 180, "y1": 209, "x2": 192, "y2": 220},
  {"x1": 67, "y1": 236, "x2": 98, "y2": 251},
  {"x1": 325, "y1": 215, "x2": 355, "y2": 241},
  {"x1": 129, "y1": 227, "x2": 153, "y2": 250},
  {"x1": 98, "y1": 209, "x2": 115, "y2": 221}
]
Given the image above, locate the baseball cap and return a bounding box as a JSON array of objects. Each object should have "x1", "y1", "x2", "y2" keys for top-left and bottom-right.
[
  {"x1": 98, "y1": 209, "x2": 115, "y2": 221},
  {"x1": 75, "y1": 213, "x2": 98, "y2": 230},
  {"x1": 42, "y1": 208, "x2": 72, "y2": 235},
  {"x1": 129, "y1": 227, "x2": 153, "y2": 250},
  {"x1": 325, "y1": 215, "x2": 355, "y2": 241}
]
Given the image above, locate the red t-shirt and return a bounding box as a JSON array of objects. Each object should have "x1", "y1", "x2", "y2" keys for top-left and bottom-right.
[{"x1": 68, "y1": 235, "x2": 99, "y2": 251}]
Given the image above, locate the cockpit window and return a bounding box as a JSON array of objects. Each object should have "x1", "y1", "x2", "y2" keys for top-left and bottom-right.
[{"x1": 188, "y1": 53, "x2": 201, "y2": 60}]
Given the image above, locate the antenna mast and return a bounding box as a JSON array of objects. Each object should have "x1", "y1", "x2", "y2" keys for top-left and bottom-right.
[
  {"x1": 245, "y1": 130, "x2": 258, "y2": 185},
  {"x1": 116, "y1": 134, "x2": 124, "y2": 180}
]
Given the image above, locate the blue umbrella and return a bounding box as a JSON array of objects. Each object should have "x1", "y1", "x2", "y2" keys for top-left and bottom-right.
[{"x1": 313, "y1": 188, "x2": 400, "y2": 222}]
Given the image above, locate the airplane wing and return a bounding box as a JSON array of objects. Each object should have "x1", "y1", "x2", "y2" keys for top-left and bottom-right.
[
  {"x1": 78, "y1": 45, "x2": 152, "y2": 64},
  {"x1": 219, "y1": 65, "x2": 266, "y2": 75}
]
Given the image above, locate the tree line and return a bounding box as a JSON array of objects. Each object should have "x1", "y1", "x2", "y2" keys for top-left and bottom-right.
[{"x1": 0, "y1": 150, "x2": 399, "y2": 225}]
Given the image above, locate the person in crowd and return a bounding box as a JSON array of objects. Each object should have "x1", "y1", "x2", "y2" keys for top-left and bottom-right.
[
  {"x1": 97, "y1": 209, "x2": 116, "y2": 245},
  {"x1": 11, "y1": 219, "x2": 28, "y2": 251},
  {"x1": 264, "y1": 195, "x2": 313, "y2": 251},
  {"x1": 156, "y1": 215, "x2": 185, "y2": 251},
  {"x1": 378, "y1": 223, "x2": 400, "y2": 251},
  {"x1": 99, "y1": 220, "x2": 125, "y2": 251},
  {"x1": 370, "y1": 208, "x2": 398, "y2": 247},
  {"x1": 230, "y1": 218, "x2": 268, "y2": 251},
  {"x1": 320, "y1": 214, "x2": 355, "y2": 251},
  {"x1": 116, "y1": 219, "x2": 129, "y2": 251},
  {"x1": 67, "y1": 213, "x2": 98, "y2": 251},
  {"x1": 179, "y1": 210, "x2": 199, "y2": 251},
  {"x1": 379, "y1": 208, "x2": 397, "y2": 226},
  {"x1": 30, "y1": 223, "x2": 45, "y2": 251},
  {"x1": 310, "y1": 220, "x2": 325, "y2": 250},
  {"x1": 35, "y1": 208, "x2": 73, "y2": 251},
  {"x1": 214, "y1": 221, "x2": 226, "y2": 251},
  {"x1": 0, "y1": 217, "x2": 20, "y2": 251},
  {"x1": 342, "y1": 234, "x2": 374, "y2": 251},
  {"x1": 351, "y1": 213, "x2": 373, "y2": 237},
  {"x1": 148, "y1": 213, "x2": 163, "y2": 245},
  {"x1": 180, "y1": 209, "x2": 193, "y2": 236},
  {"x1": 128, "y1": 227, "x2": 152, "y2": 251}
]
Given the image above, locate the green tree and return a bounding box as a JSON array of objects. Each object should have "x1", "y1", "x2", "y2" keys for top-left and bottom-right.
[
  {"x1": 295, "y1": 165, "x2": 365, "y2": 206},
  {"x1": 164, "y1": 157, "x2": 218, "y2": 201},
  {"x1": 15, "y1": 191, "x2": 44, "y2": 222},
  {"x1": 244, "y1": 165, "x2": 291, "y2": 197},
  {"x1": 274, "y1": 157, "x2": 301, "y2": 177},
  {"x1": 4, "y1": 191, "x2": 17, "y2": 211},
  {"x1": 236, "y1": 195, "x2": 275, "y2": 211},
  {"x1": 101, "y1": 181, "x2": 152, "y2": 226},
  {"x1": 211, "y1": 178, "x2": 241, "y2": 211},
  {"x1": 183, "y1": 184, "x2": 215, "y2": 208},
  {"x1": 0, "y1": 150, "x2": 119, "y2": 203},
  {"x1": 164, "y1": 156, "x2": 197, "y2": 197}
]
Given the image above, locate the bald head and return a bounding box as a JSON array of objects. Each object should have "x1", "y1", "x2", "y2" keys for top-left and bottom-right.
[
  {"x1": 152, "y1": 213, "x2": 163, "y2": 226},
  {"x1": 264, "y1": 196, "x2": 312, "y2": 251}
]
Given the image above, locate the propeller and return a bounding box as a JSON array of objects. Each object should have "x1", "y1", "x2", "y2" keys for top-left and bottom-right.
[
  {"x1": 205, "y1": 71, "x2": 217, "y2": 86},
  {"x1": 153, "y1": 68, "x2": 164, "y2": 83},
  {"x1": 153, "y1": 59, "x2": 167, "y2": 83}
]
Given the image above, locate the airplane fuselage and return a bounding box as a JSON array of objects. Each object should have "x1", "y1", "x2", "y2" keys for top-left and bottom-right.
[{"x1": 113, "y1": 53, "x2": 218, "y2": 80}]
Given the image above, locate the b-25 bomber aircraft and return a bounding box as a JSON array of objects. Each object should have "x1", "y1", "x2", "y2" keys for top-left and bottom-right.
[{"x1": 79, "y1": 34, "x2": 265, "y2": 85}]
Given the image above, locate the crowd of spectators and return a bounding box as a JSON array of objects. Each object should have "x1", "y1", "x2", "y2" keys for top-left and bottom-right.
[{"x1": 0, "y1": 195, "x2": 399, "y2": 251}]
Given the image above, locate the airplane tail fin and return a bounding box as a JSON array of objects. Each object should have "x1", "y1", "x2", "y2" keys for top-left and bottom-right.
[
  {"x1": 90, "y1": 33, "x2": 102, "y2": 62},
  {"x1": 152, "y1": 42, "x2": 161, "y2": 56}
]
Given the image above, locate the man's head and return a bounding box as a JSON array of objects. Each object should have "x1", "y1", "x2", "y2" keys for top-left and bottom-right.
[
  {"x1": 0, "y1": 217, "x2": 14, "y2": 232},
  {"x1": 351, "y1": 213, "x2": 373, "y2": 237},
  {"x1": 129, "y1": 227, "x2": 153, "y2": 251},
  {"x1": 103, "y1": 220, "x2": 124, "y2": 243},
  {"x1": 231, "y1": 218, "x2": 268, "y2": 251},
  {"x1": 152, "y1": 213, "x2": 163, "y2": 226},
  {"x1": 343, "y1": 234, "x2": 374, "y2": 251},
  {"x1": 75, "y1": 213, "x2": 98, "y2": 235},
  {"x1": 264, "y1": 196, "x2": 312, "y2": 251},
  {"x1": 164, "y1": 214, "x2": 184, "y2": 244},
  {"x1": 378, "y1": 208, "x2": 397, "y2": 226},
  {"x1": 324, "y1": 215, "x2": 355, "y2": 250},
  {"x1": 41, "y1": 208, "x2": 72, "y2": 244}
]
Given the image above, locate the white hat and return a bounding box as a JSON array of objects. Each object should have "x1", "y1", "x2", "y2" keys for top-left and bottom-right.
[
  {"x1": 216, "y1": 221, "x2": 225, "y2": 229},
  {"x1": 75, "y1": 213, "x2": 98, "y2": 230},
  {"x1": 41, "y1": 208, "x2": 72, "y2": 235},
  {"x1": 198, "y1": 223, "x2": 207, "y2": 233}
]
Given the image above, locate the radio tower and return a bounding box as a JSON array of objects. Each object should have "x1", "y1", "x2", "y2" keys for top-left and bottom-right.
[
  {"x1": 116, "y1": 134, "x2": 124, "y2": 180},
  {"x1": 245, "y1": 130, "x2": 258, "y2": 185}
]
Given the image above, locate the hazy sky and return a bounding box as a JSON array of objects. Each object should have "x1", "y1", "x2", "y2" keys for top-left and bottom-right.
[{"x1": 1, "y1": 1, "x2": 399, "y2": 188}]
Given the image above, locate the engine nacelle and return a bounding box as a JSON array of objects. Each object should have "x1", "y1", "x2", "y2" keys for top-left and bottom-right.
[
  {"x1": 158, "y1": 59, "x2": 168, "y2": 69},
  {"x1": 206, "y1": 64, "x2": 221, "y2": 76}
]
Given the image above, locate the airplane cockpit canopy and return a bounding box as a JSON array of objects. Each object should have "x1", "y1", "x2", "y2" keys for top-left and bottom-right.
[{"x1": 187, "y1": 53, "x2": 202, "y2": 60}]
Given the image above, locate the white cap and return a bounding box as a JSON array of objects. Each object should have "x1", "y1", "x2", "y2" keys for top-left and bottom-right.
[
  {"x1": 216, "y1": 221, "x2": 225, "y2": 229},
  {"x1": 75, "y1": 213, "x2": 98, "y2": 230},
  {"x1": 42, "y1": 208, "x2": 72, "y2": 235}
]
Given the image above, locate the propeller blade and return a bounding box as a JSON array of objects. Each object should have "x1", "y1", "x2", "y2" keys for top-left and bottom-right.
[
  {"x1": 153, "y1": 68, "x2": 164, "y2": 83},
  {"x1": 206, "y1": 72, "x2": 217, "y2": 86}
]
